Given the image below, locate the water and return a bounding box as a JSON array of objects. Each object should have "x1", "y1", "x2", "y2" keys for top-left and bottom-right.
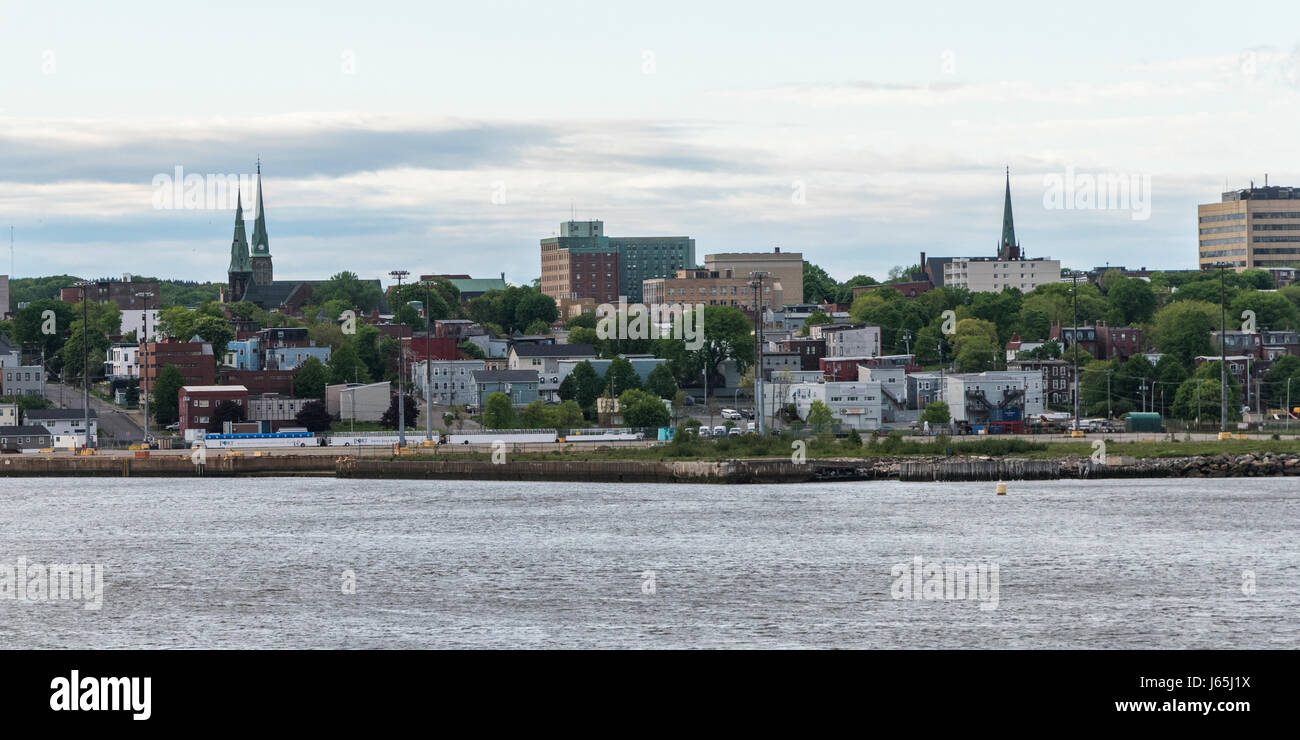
[{"x1": 0, "y1": 477, "x2": 1296, "y2": 649}]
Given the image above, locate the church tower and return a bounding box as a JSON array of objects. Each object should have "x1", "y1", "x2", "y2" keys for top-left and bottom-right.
[
  {"x1": 227, "y1": 188, "x2": 252, "y2": 301},
  {"x1": 998, "y1": 167, "x2": 1022, "y2": 261},
  {"x1": 249, "y1": 160, "x2": 274, "y2": 286}
]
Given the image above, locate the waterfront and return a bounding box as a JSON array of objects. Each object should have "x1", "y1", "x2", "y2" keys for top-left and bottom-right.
[{"x1": 1, "y1": 478, "x2": 1295, "y2": 649}]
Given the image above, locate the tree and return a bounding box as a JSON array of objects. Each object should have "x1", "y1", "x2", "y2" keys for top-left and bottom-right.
[
  {"x1": 803, "y1": 262, "x2": 839, "y2": 304},
  {"x1": 618, "y1": 389, "x2": 670, "y2": 428},
  {"x1": 954, "y1": 335, "x2": 997, "y2": 373},
  {"x1": 314, "y1": 271, "x2": 383, "y2": 312},
  {"x1": 294, "y1": 400, "x2": 333, "y2": 432},
  {"x1": 191, "y1": 315, "x2": 235, "y2": 364},
  {"x1": 294, "y1": 356, "x2": 328, "y2": 400},
  {"x1": 380, "y1": 393, "x2": 419, "y2": 429},
  {"x1": 1171, "y1": 376, "x2": 1239, "y2": 424},
  {"x1": 919, "y1": 400, "x2": 950, "y2": 425},
  {"x1": 645, "y1": 363, "x2": 678, "y2": 399},
  {"x1": 568, "y1": 361, "x2": 604, "y2": 410},
  {"x1": 806, "y1": 400, "x2": 834, "y2": 431},
  {"x1": 1231, "y1": 291, "x2": 1300, "y2": 330},
  {"x1": 799, "y1": 309, "x2": 832, "y2": 336},
  {"x1": 482, "y1": 391, "x2": 515, "y2": 429},
  {"x1": 458, "y1": 341, "x2": 485, "y2": 360},
  {"x1": 604, "y1": 356, "x2": 641, "y2": 395},
  {"x1": 1263, "y1": 355, "x2": 1300, "y2": 409},
  {"x1": 694, "y1": 305, "x2": 754, "y2": 386},
  {"x1": 1107, "y1": 278, "x2": 1157, "y2": 325},
  {"x1": 207, "y1": 399, "x2": 245, "y2": 433},
  {"x1": 327, "y1": 341, "x2": 370, "y2": 385},
  {"x1": 152, "y1": 364, "x2": 183, "y2": 425},
  {"x1": 1152, "y1": 300, "x2": 1216, "y2": 368}
]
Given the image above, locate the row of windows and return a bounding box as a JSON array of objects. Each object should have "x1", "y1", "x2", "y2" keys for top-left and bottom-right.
[
  {"x1": 1252, "y1": 223, "x2": 1300, "y2": 230},
  {"x1": 1199, "y1": 237, "x2": 1246, "y2": 246},
  {"x1": 3, "y1": 372, "x2": 37, "y2": 382},
  {"x1": 1254, "y1": 236, "x2": 1300, "y2": 242},
  {"x1": 1199, "y1": 213, "x2": 1246, "y2": 223},
  {"x1": 0, "y1": 436, "x2": 47, "y2": 445},
  {"x1": 1253, "y1": 248, "x2": 1300, "y2": 254},
  {"x1": 1200, "y1": 249, "x2": 1246, "y2": 258},
  {"x1": 1251, "y1": 211, "x2": 1300, "y2": 219},
  {"x1": 1199, "y1": 225, "x2": 1244, "y2": 235}
]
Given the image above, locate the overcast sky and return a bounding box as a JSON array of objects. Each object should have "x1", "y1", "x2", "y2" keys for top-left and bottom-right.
[{"x1": 2, "y1": 1, "x2": 1299, "y2": 286}]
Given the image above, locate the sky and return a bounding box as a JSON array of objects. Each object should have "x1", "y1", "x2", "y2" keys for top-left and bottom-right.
[{"x1": 2, "y1": 0, "x2": 1300, "y2": 287}]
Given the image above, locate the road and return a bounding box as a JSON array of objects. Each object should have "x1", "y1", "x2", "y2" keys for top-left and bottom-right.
[{"x1": 47, "y1": 381, "x2": 145, "y2": 444}]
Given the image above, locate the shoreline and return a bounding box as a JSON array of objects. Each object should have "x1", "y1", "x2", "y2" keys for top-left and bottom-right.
[{"x1": 2, "y1": 451, "x2": 1297, "y2": 483}]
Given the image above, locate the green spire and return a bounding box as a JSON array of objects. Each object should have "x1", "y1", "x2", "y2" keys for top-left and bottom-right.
[
  {"x1": 228, "y1": 189, "x2": 252, "y2": 274},
  {"x1": 251, "y1": 160, "x2": 270, "y2": 256},
  {"x1": 1001, "y1": 167, "x2": 1016, "y2": 253}
]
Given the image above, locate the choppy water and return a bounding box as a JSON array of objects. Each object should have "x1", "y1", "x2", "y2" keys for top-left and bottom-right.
[{"x1": 0, "y1": 477, "x2": 1296, "y2": 649}]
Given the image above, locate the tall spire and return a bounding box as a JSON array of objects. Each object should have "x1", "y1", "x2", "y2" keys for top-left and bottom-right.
[
  {"x1": 251, "y1": 159, "x2": 270, "y2": 256},
  {"x1": 228, "y1": 188, "x2": 251, "y2": 275},
  {"x1": 999, "y1": 167, "x2": 1020, "y2": 260}
]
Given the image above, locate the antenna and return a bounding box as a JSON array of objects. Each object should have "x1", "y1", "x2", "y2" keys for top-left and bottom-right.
[{"x1": 9, "y1": 226, "x2": 12, "y2": 277}]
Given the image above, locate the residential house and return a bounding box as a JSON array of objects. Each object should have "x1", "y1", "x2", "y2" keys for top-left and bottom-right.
[
  {"x1": 508, "y1": 343, "x2": 596, "y2": 401},
  {"x1": 472, "y1": 369, "x2": 541, "y2": 407},
  {"x1": 0, "y1": 425, "x2": 53, "y2": 453}
]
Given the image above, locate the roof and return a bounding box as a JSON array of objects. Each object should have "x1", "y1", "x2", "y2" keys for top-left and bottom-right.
[
  {"x1": 0, "y1": 336, "x2": 17, "y2": 355},
  {"x1": 473, "y1": 370, "x2": 540, "y2": 383},
  {"x1": 181, "y1": 385, "x2": 249, "y2": 393},
  {"x1": 446, "y1": 278, "x2": 507, "y2": 294},
  {"x1": 0, "y1": 426, "x2": 53, "y2": 436},
  {"x1": 24, "y1": 409, "x2": 99, "y2": 420},
  {"x1": 510, "y1": 343, "x2": 595, "y2": 358}
]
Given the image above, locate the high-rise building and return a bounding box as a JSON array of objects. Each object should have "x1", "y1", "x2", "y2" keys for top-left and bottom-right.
[
  {"x1": 1197, "y1": 181, "x2": 1300, "y2": 270},
  {"x1": 704, "y1": 248, "x2": 804, "y2": 306},
  {"x1": 540, "y1": 220, "x2": 695, "y2": 304}
]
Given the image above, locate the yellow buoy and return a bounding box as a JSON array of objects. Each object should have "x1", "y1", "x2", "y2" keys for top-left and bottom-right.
[{"x1": 995, "y1": 480, "x2": 1007, "y2": 496}]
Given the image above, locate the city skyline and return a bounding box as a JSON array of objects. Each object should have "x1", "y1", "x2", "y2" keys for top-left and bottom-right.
[{"x1": 4, "y1": 2, "x2": 1300, "y2": 283}]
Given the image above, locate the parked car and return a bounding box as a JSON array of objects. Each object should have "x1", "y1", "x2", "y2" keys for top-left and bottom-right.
[
  {"x1": 746, "y1": 422, "x2": 757, "y2": 434},
  {"x1": 164, "y1": 422, "x2": 180, "y2": 431},
  {"x1": 712, "y1": 425, "x2": 727, "y2": 437},
  {"x1": 741, "y1": 409, "x2": 755, "y2": 419},
  {"x1": 697, "y1": 426, "x2": 713, "y2": 438},
  {"x1": 720, "y1": 408, "x2": 742, "y2": 420},
  {"x1": 728, "y1": 427, "x2": 742, "y2": 437}
]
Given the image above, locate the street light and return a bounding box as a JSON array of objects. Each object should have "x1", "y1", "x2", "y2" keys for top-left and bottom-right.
[
  {"x1": 136, "y1": 290, "x2": 155, "y2": 444},
  {"x1": 75, "y1": 280, "x2": 94, "y2": 449},
  {"x1": 1216, "y1": 262, "x2": 1228, "y2": 433},
  {"x1": 420, "y1": 279, "x2": 435, "y2": 443},
  {"x1": 1065, "y1": 270, "x2": 1084, "y2": 433},
  {"x1": 389, "y1": 270, "x2": 410, "y2": 448}
]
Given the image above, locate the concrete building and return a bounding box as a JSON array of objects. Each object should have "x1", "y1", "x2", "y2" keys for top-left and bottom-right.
[
  {"x1": 785, "y1": 380, "x2": 884, "y2": 431},
  {"x1": 540, "y1": 220, "x2": 696, "y2": 304},
  {"x1": 412, "y1": 360, "x2": 485, "y2": 406},
  {"x1": 0, "y1": 426, "x2": 53, "y2": 453},
  {"x1": 247, "y1": 394, "x2": 313, "y2": 430},
  {"x1": 24, "y1": 408, "x2": 97, "y2": 448},
  {"x1": 335, "y1": 382, "x2": 392, "y2": 422},
  {"x1": 942, "y1": 371, "x2": 1045, "y2": 428},
  {"x1": 179, "y1": 385, "x2": 248, "y2": 437},
  {"x1": 809, "y1": 323, "x2": 881, "y2": 358},
  {"x1": 704, "y1": 248, "x2": 804, "y2": 305},
  {"x1": 1197, "y1": 182, "x2": 1300, "y2": 270},
  {"x1": 472, "y1": 369, "x2": 541, "y2": 407},
  {"x1": 761, "y1": 351, "x2": 802, "y2": 381},
  {"x1": 641, "y1": 268, "x2": 784, "y2": 314}
]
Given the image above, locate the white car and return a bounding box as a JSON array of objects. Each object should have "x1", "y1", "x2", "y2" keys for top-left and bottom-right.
[{"x1": 720, "y1": 408, "x2": 742, "y2": 420}]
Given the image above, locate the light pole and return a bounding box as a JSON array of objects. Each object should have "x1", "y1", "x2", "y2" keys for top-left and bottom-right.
[
  {"x1": 136, "y1": 290, "x2": 155, "y2": 444},
  {"x1": 1068, "y1": 271, "x2": 1081, "y2": 432},
  {"x1": 389, "y1": 270, "x2": 409, "y2": 447},
  {"x1": 421, "y1": 279, "x2": 435, "y2": 443},
  {"x1": 749, "y1": 270, "x2": 769, "y2": 435},
  {"x1": 76, "y1": 280, "x2": 94, "y2": 449}
]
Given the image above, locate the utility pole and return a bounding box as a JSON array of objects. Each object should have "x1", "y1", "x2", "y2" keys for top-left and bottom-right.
[
  {"x1": 136, "y1": 290, "x2": 155, "y2": 444},
  {"x1": 389, "y1": 270, "x2": 409, "y2": 447},
  {"x1": 77, "y1": 280, "x2": 93, "y2": 449},
  {"x1": 749, "y1": 271, "x2": 769, "y2": 435},
  {"x1": 422, "y1": 280, "x2": 434, "y2": 443},
  {"x1": 1218, "y1": 262, "x2": 1228, "y2": 433},
  {"x1": 1069, "y1": 271, "x2": 1080, "y2": 432}
]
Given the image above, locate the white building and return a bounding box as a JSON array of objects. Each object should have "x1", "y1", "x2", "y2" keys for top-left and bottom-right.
[
  {"x1": 24, "y1": 408, "x2": 98, "y2": 448},
  {"x1": 335, "y1": 382, "x2": 392, "y2": 422},
  {"x1": 785, "y1": 380, "x2": 884, "y2": 431},
  {"x1": 943, "y1": 257, "x2": 1061, "y2": 293},
  {"x1": 942, "y1": 371, "x2": 1044, "y2": 423},
  {"x1": 411, "y1": 360, "x2": 485, "y2": 406},
  {"x1": 119, "y1": 308, "x2": 160, "y2": 343},
  {"x1": 809, "y1": 323, "x2": 882, "y2": 358},
  {"x1": 105, "y1": 343, "x2": 141, "y2": 380},
  {"x1": 0, "y1": 402, "x2": 17, "y2": 426}
]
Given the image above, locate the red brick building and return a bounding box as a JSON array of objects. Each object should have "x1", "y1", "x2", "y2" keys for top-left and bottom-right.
[
  {"x1": 179, "y1": 385, "x2": 248, "y2": 436},
  {"x1": 1050, "y1": 321, "x2": 1143, "y2": 361},
  {"x1": 403, "y1": 336, "x2": 459, "y2": 364},
  {"x1": 219, "y1": 368, "x2": 296, "y2": 396},
  {"x1": 143, "y1": 340, "x2": 215, "y2": 387}
]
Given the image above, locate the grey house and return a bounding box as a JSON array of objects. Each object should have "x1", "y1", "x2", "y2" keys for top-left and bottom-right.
[
  {"x1": 0, "y1": 425, "x2": 53, "y2": 453},
  {"x1": 471, "y1": 369, "x2": 541, "y2": 407}
]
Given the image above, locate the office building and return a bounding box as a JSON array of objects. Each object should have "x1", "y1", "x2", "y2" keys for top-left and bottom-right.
[
  {"x1": 1197, "y1": 181, "x2": 1300, "y2": 270},
  {"x1": 704, "y1": 248, "x2": 804, "y2": 305},
  {"x1": 540, "y1": 220, "x2": 695, "y2": 303}
]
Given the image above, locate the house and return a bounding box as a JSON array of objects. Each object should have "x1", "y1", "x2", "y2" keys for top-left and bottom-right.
[
  {"x1": 24, "y1": 408, "x2": 98, "y2": 448},
  {"x1": 0, "y1": 402, "x2": 17, "y2": 426},
  {"x1": 179, "y1": 385, "x2": 249, "y2": 438},
  {"x1": 0, "y1": 365, "x2": 46, "y2": 398},
  {"x1": 942, "y1": 371, "x2": 1045, "y2": 431},
  {"x1": 0, "y1": 425, "x2": 53, "y2": 453},
  {"x1": 105, "y1": 343, "x2": 142, "y2": 380},
  {"x1": 1050, "y1": 321, "x2": 1143, "y2": 361},
  {"x1": 1262, "y1": 329, "x2": 1300, "y2": 359},
  {"x1": 508, "y1": 343, "x2": 597, "y2": 401},
  {"x1": 808, "y1": 323, "x2": 882, "y2": 358},
  {"x1": 555, "y1": 356, "x2": 668, "y2": 393},
  {"x1": 265, "y1": 346, "x2": 331, "y2": 371},
  {"x1": 777, "y1": 337, "x2": 827, "y2": 371},
  {"x1": 412, "y1": 360, "x2": 485, "y2": 406},
  {"x1": 1007, "y1": 359, "x2": 1074, "y2": 408},
  {"x1": 472, "y1": 369, "x2": 541, "y2": 407}
]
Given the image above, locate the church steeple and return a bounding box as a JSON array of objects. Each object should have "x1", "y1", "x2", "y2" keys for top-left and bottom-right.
[
  {"x1": 998, "y1": 167, "x2": 1021, "y2": 260},
  {"x1": 250, "y1": 158, "x2": 270, "y2": 257},
  {"x1": 228, "y1": 189, "x2": 252, "y2": 299}
]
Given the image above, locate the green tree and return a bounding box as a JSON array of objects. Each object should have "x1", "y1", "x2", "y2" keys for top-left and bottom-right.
[
  {"x1": 294, "y1": 356, "x2": 328, "y2": 400},
  {"x1": 694, "y1": 305, "x2": 754, "y2": 385},
  {"x1": 1152, "y1": 300, "x2": 1217, "y2": 368},
  {"x1": 207, "y1": 399, "x2": 245, "y2": 433},
  {"x1": 483, "y1": 391, "x2": 515, "y2": 429},
  {"x1": 604, "y1": 356, "x2": 641, "y2": 395},
  {"x1": 191, "y1": 315, "x2": 235, "y2": 364},
  {"x1": 152, "y1": 364, "x2": 183, "y2": 425},
  {"x1": 294, "y1": 400, "x2": 333, "y2": 432},
  {"x1": 314, "y1": 271, "x2": 383, "y2": 312},
  {"x1": 806, "y1": 400, "x2": 835, "y2": 431},
  {"x1": 1263, "y1": 355, "x2": 1300, "y2": 409},
  {"x1": 919, "y1": 400, "x2": 950, "y2": 424},
  {"x1": 327, "y1": 341, "x2": 370, "y2": 385},
  {"x1": 568, "y1": 360, "x2": 604, "y2": 410},
  {"x1": 645, "y1": 363, "x2": 678, "y2": 399},
  {"x1": 618, "y1": 389, "x2": 670, "y2": 427},
  {"x1": 1231, "y1": 290, "x2": 1300, "y2": 330},
  {"x1": 1107, "y1": 277, "x2": 1157, "y2": 325},
  {"x1": 380, "y1": 393, "x2": 419, "y2": 430}
]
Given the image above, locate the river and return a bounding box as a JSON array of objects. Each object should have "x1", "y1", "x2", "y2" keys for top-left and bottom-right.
[{"x1": 1, "y1": 477, "x2": 1295, "y2": 648}]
